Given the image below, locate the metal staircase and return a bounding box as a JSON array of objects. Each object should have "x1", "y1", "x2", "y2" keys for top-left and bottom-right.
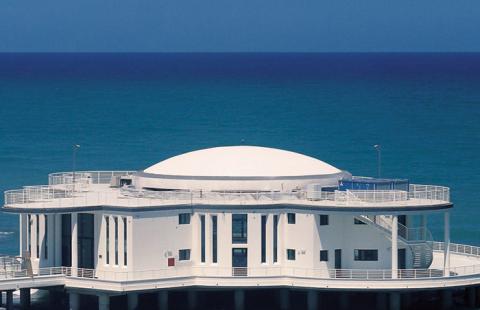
[{"x1": 355, "y1": 215, "x2": 433, "y2": 269}]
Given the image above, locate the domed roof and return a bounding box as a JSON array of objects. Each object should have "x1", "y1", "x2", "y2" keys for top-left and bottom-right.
[{"x1": 143, "y1": 146, "x2": 341, "y2": 178}]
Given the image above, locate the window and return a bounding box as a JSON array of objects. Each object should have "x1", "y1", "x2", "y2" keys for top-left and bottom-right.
[
  {"x1": 232, "y1": 214, "x2": 247, "y2": 244},
  {"x1": 44, "y1": 215, "x2": 48, "y2": 259},
  {"x1": 273, "y1": 215, "x2": 278, "y2": 263},
  {"x1": 61, "y1": 214, "x2": 72, "y2": 267},
  {"x1": 105, "y1": 216, "x2": 110, "y2": 265},
  {"x1": 179, "y1": 249, "x2": 191, "y2": 261},
  {"x1": 320, "y1": 250, "x2": 328, "y2": 261},
  {"x1": 78, "y1": 213, "x2": 94, "y2": 269},
  {"x1": 354, "y1": 249, "x2": 378, "y2": 261},
  {"x1": 261, "y1": 215, "x2": 267, "y2": 263},
  {"x1": 287, "y1": 249, "x2": 296, "y2": 260},
  {"x1": 36, "y1": 214, "x2": 39, "y2": 258},
  {"x1": 179, "y1": 213, "x2": 191, "y2": 225},
  {"x1": 212, "y1": 215, "x2": 218, "y2": 263},
  {"x1": 123, "y1": 217, "x2": 128, "y2": 266},
  {"x1": 319, "y1": 215, "x2": 329, "y2": 226},
  {"x1": 287, "y1": 213, "x2": 296, "y2": 224},
  {"x1": 114, "y1": 217, "x2": 119, "y2": 265},
  {"x1": 354, "y1": 218, "x2": 367, "y2": 225},
  {"x1": 201, "y1": 215, "x2": 206, "y2": 262}
]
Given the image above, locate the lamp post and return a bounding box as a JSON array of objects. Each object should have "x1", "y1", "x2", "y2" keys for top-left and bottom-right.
[
  {"x1": 373, "y1": 144, "x2": 381, "y2": 178},
  {"x1": 72, "y1": 144, "x2": 80, "y2": 193}
]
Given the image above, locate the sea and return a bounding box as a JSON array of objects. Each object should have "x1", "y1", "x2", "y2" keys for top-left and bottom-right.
[{"x1": 0, "y1": 53, "x2": 479, "y2": 256}]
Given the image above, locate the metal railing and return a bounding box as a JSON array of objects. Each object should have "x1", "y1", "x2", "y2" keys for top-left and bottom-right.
[{"x1": 48, "y1": 171, "x2": 135, "y2": 186}]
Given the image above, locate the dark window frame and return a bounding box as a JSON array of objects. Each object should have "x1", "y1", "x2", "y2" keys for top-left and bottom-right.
[
  {"x1": 319, "y1": 215, "x2": 329, "y2": 226},
  {"x1": 287, "y1": 213, "x2": 296, "y2": 224},
  {"x1": 232, "y1": 214, "x2": 248, "y2": 244},
  {"x1": 287, "y1": 249, "x2": 296, "y2": 260},
  {"x1": 179, "y1": 249, "x2": 191, "y2": 261},
  {"x1": 178, "y1": 213, "x2": 191, "y2": 225},
  {"x1": 320, "y1": 250, "x2": 328, "y2": 261},
  {"x1": 354, "y1": 249, "x2": 378, "y2": 261}
]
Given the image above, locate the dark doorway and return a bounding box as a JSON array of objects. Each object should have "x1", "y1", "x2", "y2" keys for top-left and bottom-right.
[
  {"x1": 398, "y1": 248, "x2": 406, "y2": 269},
  {"x1": 78, "y1": 213, "x2": 95, "y2": 269},
  {"x1": 232, "y1": 248, "x2": 248, "y2": 267},
  {"x1": 398, "y1": 215, "x2": 406, "y2": 226},
  {"x1": 61, "y1": 214, "x2": 72, "y2": 267},
  {"x1": 334, "y1": 249, "x2": 342, "y2": 269}
]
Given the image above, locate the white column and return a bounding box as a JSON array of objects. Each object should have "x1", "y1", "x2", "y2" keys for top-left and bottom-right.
[
  {"x1": 71, "y1": 213, "x2": 78, "y2": 276},
  {"x1": 54, "y1": 214, "x2": 62, "y2": 266},
  {"x1": 444, "y1": 211, "x2": 450, "y2": 277},
  {"x1": 391, "y1": 215, "x2": 398, "y2": 279},
  {"x1": 20, "y1": 214, "x2": 28, "y2": 257}
]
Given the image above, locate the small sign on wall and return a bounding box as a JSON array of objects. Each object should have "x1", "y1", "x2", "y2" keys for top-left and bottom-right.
[{"x1": 168, "y1": 257, "x2": 175, "y2": 267}]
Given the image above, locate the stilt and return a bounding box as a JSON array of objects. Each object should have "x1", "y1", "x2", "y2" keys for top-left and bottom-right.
[
  {"x1": 376, "y1": 292, "x2": 387, "y2": 310},
  {"x1": 98, "y1": 294, "x2": 110, "y2": 310},
  {"x1": 307, "y1": 290, "x2": 318, "y2": 310},
  {"x1": 0, "y1": 291, "x2": 3, "y2": 307},
  {"x1": 402, "y1": 293, "x2": 412, "y2": 310},
  {"x1": 157, "y1": 291, "x2": 168, "y2": 310},
  {"x1": 389, "y1": 292, "x2": 400, "y2": 310},
  {"x1": 278, "y1": 288, "x2": 289, "y2": 310},
  {"x1": 466, "y1": 287, "x2": 476, "y2": 308},
  {"x1": 234, "y1": 290, "x2": 245, "y2": 310},
  {"x1": 441, "y1": 290, "x2": 453, "y2": 310},
  {"x1": 20, "y1": 288, "x2": 31, "y2": 310},
  {"x1": 69, "y1": 292, "x2": 80, "y2": 310},
  {"x1": 476, "y1": 286, "x2": 480, "y2": 307},
  {"x1": 339, "y1": 292, "x2": 348, "y2": 310},
  {"x1": 6, "y1": 291, "x2": 13, "y2": 310},
  {"x1": 128, "y1": 293, "x2": 139, "y2": 310},
  {"x1": 187, "y1": 290, "x2": 197, "y2": 310}
]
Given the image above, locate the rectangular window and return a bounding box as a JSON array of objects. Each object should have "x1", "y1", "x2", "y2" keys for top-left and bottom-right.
[
  {"x1": 201, "y1": 215, "x2": 206, "y2": 263},
  {"x1": 320, "y1": 250, "x2": 328, "y2": 261},
  {"x1": 105, "y1": 216, "x2": 110, "y2": 265},
  {"x1": 287, "y1": 249, "x2": 296, "y2": 261},
  {"x1": 212, "y1": 215, "x2": 218, "y2": 263},
  {"x1": 61, "y1": 214, "x2": 72, "y2": 267},
  {"x1": 261, "y1": 215, "x2": 267, "y2": 263},
  {"x1": 354, "y1": 249, "x2": 378, "y2": 261},
  {"x1": 123, "y1": 217, "x2": 127, "y2": 266},
  {"x1": 179, "y1": 249, "x2": 191, "y2": 261},
  {"x1": 319, "y1": 215, "x2": 329, "y2": 226},
  {"x1": 44, "y1": 215, "x2": 48, "y2": 259},
  {"x1": 232, "y1": 214, "x2": 248, "y2": 244},
  {"x1": 179, "y1": 213, "x2": 191, "y2": 225},
  {"x1": 287, "y1": 213, "x2": 296, "y2": 224},
  {"x1": 36, "y1": 214, "x2": 39, "y2": 258},
  {"x1": 354, "y1": 218, "x2": 367, "y2": 225},
  {"x1": 114, "y1": 217, "x2": 118, "y2": 265},
  {"x1": 273, "y1": 215, "x2": 278, "y2": 263}
]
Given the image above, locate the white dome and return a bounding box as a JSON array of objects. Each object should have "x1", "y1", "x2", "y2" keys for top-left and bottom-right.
[{"x1": 143, "y1": 146, "x2": 341, "y2": 178}]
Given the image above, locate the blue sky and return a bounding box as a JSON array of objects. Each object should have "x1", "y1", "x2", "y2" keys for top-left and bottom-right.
[{"x1": 1, "y1": 0, "x2": 479, "y2": 52}]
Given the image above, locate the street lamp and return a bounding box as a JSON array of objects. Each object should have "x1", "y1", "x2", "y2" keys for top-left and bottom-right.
[
  {"x1": 72, "y1": 144, "x2": 80, "y2": 192},
  {"x1": 373, "y1": 144, "x2": 381, "y2": 178}
]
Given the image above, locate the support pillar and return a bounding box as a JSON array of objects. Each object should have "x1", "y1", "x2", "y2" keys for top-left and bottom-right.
[
  {"x1": 69, "y1": 292, "x2": 80, "y2": 310},
  {"x1": 99, "y1": 294, "x2": 110, "y2": 310},
  {"x1": 476, "y1": 286, "x2": 480, "y2": 307},
  {"x1": 20, "y1": 288, "x2": 31, "y2": 309},
  {"x1": 402, "y1": 293, "x2": 412, "y2": 310},
  {"x1": 466, "y1": 287, "x2": 476, "y2": 308},
  {"x1": 339, "y1": 293, "x2": 348, "y2": 310},
  {"x1": 376, "y1": 292, "x2": 387, "y2": 310},
  {"x1": 444, "y1": 212, "x2": 450, "y2": 277},
  {"x1": 420, "y1": 214, "x2": 427, "y2": 240},
  {"x1": 234, "y1": 290, "x2": 245, "y2": 310},
  {"x1": 6, "y1": 291, "x2": 13, "y2": 310},
  {"x1": 157, "y1": 291, "x2": 168, "y2": 310},
  {"x1": 307, "y1": 291, "x2": 318, "y2": 310},
  {"x1": 441, "y1": 290, "x2": 453, "y2": 310},
  {"x1": 278, "y1": 288, "x2": 289, "y2": 310},
  {"x1": 128, "y1": 293, "x2": 139, "y2": 310},
  {"x1": 0, "y1": 291, "x2": 3, "y2": 307},
  {"x1": 391, "y1": 215, "x2": 398, "y2": 279},
  {"x1": 389, "y1": 292, "x2": 400, "y2": 310},
  {"x1": 187, "y1": 291, "x2": 196, "y2": 310},
  {"x1": 71, "y1": 213, "x2": 78, "y2": 277}
]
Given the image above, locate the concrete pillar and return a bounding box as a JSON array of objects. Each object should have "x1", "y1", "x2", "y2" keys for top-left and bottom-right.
[
  {"x1": 444, "y1": 212, "x2": 450, "y2": 277},
  {"x1": 307, "y1": 291, "x2": 318, "y2": 310},
  {"x1": 54, "y1": 214, "x2": 62, "y2": 266},
  {"x1": 389, "y1": 292, "x2": 400, "y2": 310},
  {"x1": 71, "y1": 213, "x2": 78, "y2": 277},
  {"x1": 98, "y1": 294, "x2": 110, "y2": 310},
  {"x1": 20, "y1": 288, "x2": 31, "y2": 309},
  {"x1": 157, "y1": 291, "x2": 168, "y2": 310},
  {"x1": 466, "y1": 287, "x2": 476, "y2": 308},
  {"x1": 420, "y1": 214, "x2": 427, "y2": 240},
  {"x1": 69, "y1": 292, "x2": 80, "y2": 310},
  {"x1": 6, "y1": 291, "x2": 13, "y2": 310},
  {"x1": 376, "y1": 292, "x2": 387, "y2": 310},
  {"x1": 339, "y1": 293, "x2": 348, "y2": 310},
  {"x1": 278, "y1": 288, "x2": 289, "y2": 310},
  {"x1": 128, "y1": 293, "x2": 139, "y2": 310},
  {"x1": 441, "y1": 290, "x2": 453, "y2": 310},
  {"x1": 234, "y1": 290, "x2": 245, "y2": 310},
  {"x1": 0, "y1": 291, "x2": 3, "y2": 307},
  {"x1": 391, "y1": 215, "x2": 398, "y2": 279},
  {"x1": 187, "y1": 291, "x2": 197, "y2": 310},
  {"x1": 20, "y1": 214, "x2": 28, "y2": 256}
]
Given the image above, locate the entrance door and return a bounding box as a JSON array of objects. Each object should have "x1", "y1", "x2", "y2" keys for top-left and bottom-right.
[
  {"x1": 334, "y1": 249, "x2": 342, "y2": 269},
  {"x1": 398, "y1": 248, "x2": 406, "y2": 269},
  {"x1": 232, "y1": 248, "x2": 248, "y2": 276}
]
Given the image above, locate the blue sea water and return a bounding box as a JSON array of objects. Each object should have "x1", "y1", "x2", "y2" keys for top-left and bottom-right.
[{"x1": 0, "y1": 53, "x2": 479, "y2": 255}]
